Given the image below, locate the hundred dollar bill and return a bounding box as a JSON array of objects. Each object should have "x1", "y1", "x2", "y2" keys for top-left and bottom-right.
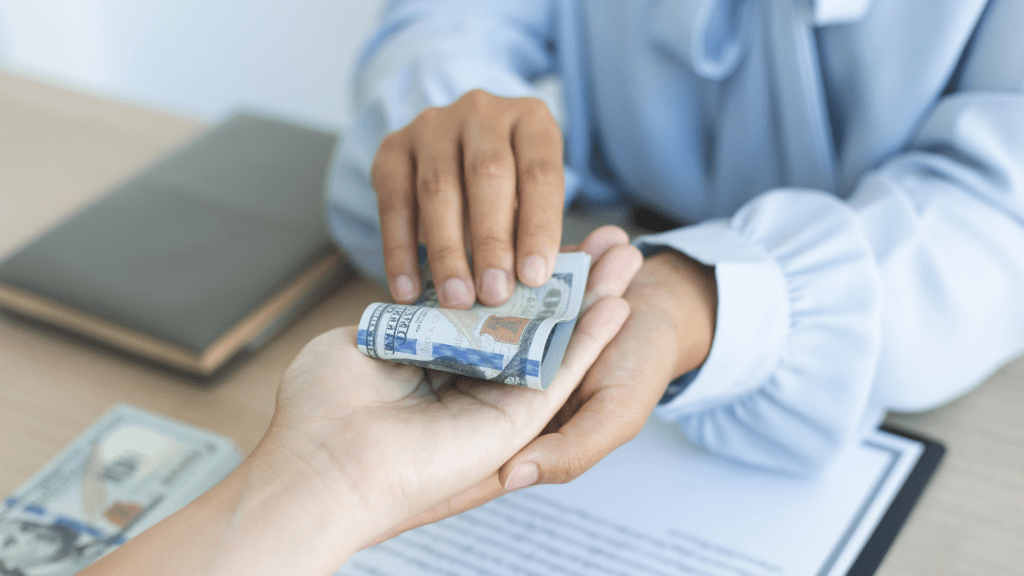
[
  {"x1": 358, "y1": 252, "x2": 590, "y2": 390},
  {"x1": 1, "y1": 404, "x2": 240, "y2": 576}
]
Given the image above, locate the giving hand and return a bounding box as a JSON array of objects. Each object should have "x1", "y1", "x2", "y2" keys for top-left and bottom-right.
[
  {"x1": 372, "y1": 89, "x2": 565, "y2": 308},
  {"x1": 380, "y1": 226, "x2": 716, "y2": 540}
]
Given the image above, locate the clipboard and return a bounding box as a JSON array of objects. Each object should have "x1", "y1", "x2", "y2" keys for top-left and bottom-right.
[
  {"x1": 339, "y1": 419, "x2": 945, "y2": 576},
  {"x1": 847, "y1": 425, "x2": 945, "y2": 575}
]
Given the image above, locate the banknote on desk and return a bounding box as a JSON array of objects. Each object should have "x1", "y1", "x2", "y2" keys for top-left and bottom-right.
[
  {"x1": 1, "y1": 405, "x2": 240, "y2": 575},
  {"x1": 358, "y1": 252, "x2": 590, "y2": 390}
]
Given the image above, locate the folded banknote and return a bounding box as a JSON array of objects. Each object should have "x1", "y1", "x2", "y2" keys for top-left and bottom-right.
[
  {"x1": 1, "y1": 405, "x2": 240, "y2": 575},
  {"x1": 357, "y1": 252, "x2": 590, "y2": 390}
]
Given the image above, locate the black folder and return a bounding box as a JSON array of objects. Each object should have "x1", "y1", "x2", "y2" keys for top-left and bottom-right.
[
  {"x1": 0, "y1": 112, "x2": 352, "y2": 377},
  {"x1": 847, "y1": 426, "x2": 945, "y2": 575}
]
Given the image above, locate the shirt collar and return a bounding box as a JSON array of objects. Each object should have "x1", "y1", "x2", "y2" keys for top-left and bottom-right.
[{"x1": 651, "y1": 0, "x2": 872, "y2": 81}]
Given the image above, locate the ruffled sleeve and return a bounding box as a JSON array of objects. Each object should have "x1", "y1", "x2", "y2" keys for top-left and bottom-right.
[{"x1": 639, "y1": 191, "x2": 883, "y2": 474}]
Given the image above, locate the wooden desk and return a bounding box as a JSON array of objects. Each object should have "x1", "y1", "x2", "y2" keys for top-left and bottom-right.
[
  {"x1": 0, "y1": 69, "x2": 388, "y2": 488},
  {"x1": 1, "y1": 71, "x2": 1022, "y2": 575}
]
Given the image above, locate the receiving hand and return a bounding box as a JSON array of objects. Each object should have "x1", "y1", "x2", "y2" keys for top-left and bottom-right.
[
  {"x1": 372, "y1": 89, "x2": 565, "y2": 308},
  {"x1": 265, "y1": 229, "x2": 643, "y2": 548},
  {"x1": 83, "y1": 238, "x2": 641, "y2": 576}
]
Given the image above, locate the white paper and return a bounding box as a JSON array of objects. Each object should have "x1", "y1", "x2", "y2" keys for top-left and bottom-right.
[{"x1": 339, "y1": 418, "x2": 924, "y2": 576}]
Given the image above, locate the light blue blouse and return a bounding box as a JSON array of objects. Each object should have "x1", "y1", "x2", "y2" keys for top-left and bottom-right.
[{"x1": 326, "y1": 0, "x2": 1024, "y2": 473}]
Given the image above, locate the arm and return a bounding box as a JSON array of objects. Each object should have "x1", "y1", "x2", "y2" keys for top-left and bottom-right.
[
  {"x1": 448, "y1": 1, "x2": 1024, "y2": 493},
  {"x1": 79, "y1": 239, "x2": 640, "y2": 576},
  {"x1": 644, "y1": 6, "x2": 1024, "y2": 473},
  {"x1": 322, "y1": 4, "x2": 1024, "y2": 538}
]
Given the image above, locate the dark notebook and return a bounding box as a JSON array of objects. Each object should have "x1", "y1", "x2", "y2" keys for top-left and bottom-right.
[{"x1": 0, "y1": 112, "x2": 352, "y2": 377}]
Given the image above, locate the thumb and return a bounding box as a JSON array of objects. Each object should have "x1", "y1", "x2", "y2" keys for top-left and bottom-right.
[{"x1": 498, "y1": 384, "x2": 652, "y2": 491}]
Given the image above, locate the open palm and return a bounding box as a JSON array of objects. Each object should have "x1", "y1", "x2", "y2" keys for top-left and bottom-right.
[{"x1": 263, "y1": 236, "x2": 640, "y2": 545}]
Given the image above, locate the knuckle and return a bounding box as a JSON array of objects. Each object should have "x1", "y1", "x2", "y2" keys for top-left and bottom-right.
[
  {"x1": 518, "y1": 160, "x2": 563, "y2": 190},
  {"x1": 467, "y1": 156, "x2": 515, "y2": 181},
  {"x1": 410, "y1": 108, "x2": 447, "y2": 141},
  {"x1": 473, "y1": 233, "x2": 513, "y2": 255},
  {"x1": 376, "y1": 183, "x2": 409, "y2": 212},
  {"x1": 459, "y1": 88, "x2": 494, "y2": 111},
  {"x1": 416, "y1": 106, "x2": 442, "y2": 125},
  {"x1": 554, "y1": 451, "x2": 588, "y2": 484},
  {"x1": 416, "y1": 167, "x2": 454, "y2": 200},
  {"x1": 372, "y1": 173, "x2": 408, "y2": 203},
  {"x1": 430, "y1": 243, "x2": 467, "y2": 265},
  {"x1": 521, "y1": 96, "x2": 551, "y2": 115},
  {"x1": 371, "y1": 139, "x2": 407, "y2": 190},
  {"x1": 378, "y1": 131, "x2": 405, "y2": 155},
  {"x1": 383, "y1": 243, "x2": 414, "y2": 263},
  {"x1": 520, "y1": 97, "x2": 557, "y2": 123},
  {"x1": 619, "y1": 408, "x2": 649, "y2": 442}
]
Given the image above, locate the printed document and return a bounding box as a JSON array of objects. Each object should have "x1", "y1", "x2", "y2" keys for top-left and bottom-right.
[{"x1": 339, "y1": 417, "x2": 925, "y2": 576}]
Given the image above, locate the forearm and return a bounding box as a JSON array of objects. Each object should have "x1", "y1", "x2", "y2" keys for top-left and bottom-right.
[{"x1": 81, "y1": 436, "x2": 367, "y2": 576}]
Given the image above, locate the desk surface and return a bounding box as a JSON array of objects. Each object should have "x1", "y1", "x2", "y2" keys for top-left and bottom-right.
[{"x1": 1, "y1": 71, "x2": 1022, "y2": 576}]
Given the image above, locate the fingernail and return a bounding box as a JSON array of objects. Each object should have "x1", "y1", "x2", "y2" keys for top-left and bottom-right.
[
  {"x1": 504, "y1": 462, "x2": 539, "y2": 492},
  {"x1": 479, "y1": 268, "x2": 511, "y2": 304},
  {"x1": 442, "y1": 277, "x2": 473, "y2": 308},
  {"x1": 520, "y1": 255, "x2": 548, "y2": 286},
  {"x1": 392, "y1": 274, "x2": 417, "y2": 302}
]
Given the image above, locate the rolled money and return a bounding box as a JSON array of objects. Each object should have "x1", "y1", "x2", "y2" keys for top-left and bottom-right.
[
  {"x1": 1, "y1": 405, "x2": 240, "y2": 575},
  {"x1": 358, "y1": 252, "x2": 590, "y2": 390}
]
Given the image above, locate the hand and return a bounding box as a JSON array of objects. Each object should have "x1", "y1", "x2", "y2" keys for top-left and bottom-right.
[
  {"x1": 269, "y1": 227, "x2": 641, "y2": 538},
  {"x1": 82, "y1": 238, "x2": 640, "y2": 576},
  {"x1": 372, "y1": 89, "x2": 565, "y2": 308},
  {"x1": 380, "y1": 227, "x2": 716, "y2": 541},
  {"x1": 265, "y1": 304, "x2": 630, "y2": 546},
  {"x1": 501, "y1": 245, "x2": 717, "y2": 476}
]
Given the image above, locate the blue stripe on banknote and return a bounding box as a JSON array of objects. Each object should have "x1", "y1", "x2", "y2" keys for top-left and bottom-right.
[
  {"x1": 431, "y1": 343, "x2": 505, "y2": 371},
  {"x1": 387, "y1": 337, "x2": 418, "y2": 355},
  {"x1": 358, "y1": 329, "x2": 418, "y2": 355},
  {"x1": 8, "y1": 499, "x2": 125, "y2": 543},
  {"x1": 53, "y1": 518, "x2": 126, "y2": 544},
  {"x1": 525, "y1": 359, "x2": 540, "y2": 378}
]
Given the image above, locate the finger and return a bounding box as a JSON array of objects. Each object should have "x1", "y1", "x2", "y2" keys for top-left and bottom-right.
[
  {"x1": 500, "y1": 402, "x2": 629, "y2": 490},
  {"x1": 384, "y1": 299, "x2": 630, "y2": 536},
  {"x1": 539, "y1": 296, "x2": 631, "y2": 411},
  {"x1": 462, "y1": 118, "x2": 517, "y2": 306},
  {"x1": 372, "y1": 133, "x2": 421, "y2": 303},
  {"x1": 582, "y1": 243, "x2": 643, "y2": 313},
  {"x1": 500, "y1": 379, "x2": 654, "y2": 491},
  {"x1": 413, "y1": 113, "x2": 475, "y2": 309},
  {"x1": 364, "y1": 474, "x2": 504, "y2": 549},
  {"x1": 513, "y1": 100, "x2": 565, "y2": 287},
  {"x1": 579, "y1": 225, "x2": 631, "y2": 261},
  {"x1": 500, "y1": 312, "x2": 672, "y2": 491},
  {"x1": 560, "y1": 244, "x2": 580, "y2": 253}
]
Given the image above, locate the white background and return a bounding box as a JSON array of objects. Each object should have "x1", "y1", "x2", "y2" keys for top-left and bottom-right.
[{"x1": 0, "y1": 0, "x2": 388, "y2": 130}]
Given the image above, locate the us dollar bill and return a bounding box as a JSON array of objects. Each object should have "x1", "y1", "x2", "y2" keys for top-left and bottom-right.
[
  {"x1": 1, "y1": 405, "x2": 240, "y2": 576},
  {"x1": 358, "y1": 252, "x2": 590, "y2": 390}
]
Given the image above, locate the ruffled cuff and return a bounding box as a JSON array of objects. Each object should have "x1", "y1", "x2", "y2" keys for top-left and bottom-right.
[
  {"x1": 638, "y1": 189, "x2": 883, "y2": 473},
  {"x1": 637, "y1": 219, "x2": 790, "y2": 412}
]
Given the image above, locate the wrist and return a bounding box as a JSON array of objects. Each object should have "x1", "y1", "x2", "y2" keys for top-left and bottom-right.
[
  {"x1": 80, "y1": 430, "x2": 371, "y2": 576},
  {"x1": 205, "y1": 435, "x2": 370, "y2": 574},
  {"x1": 628, "y1": 250, "x2": 717, "y2": 379}
]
